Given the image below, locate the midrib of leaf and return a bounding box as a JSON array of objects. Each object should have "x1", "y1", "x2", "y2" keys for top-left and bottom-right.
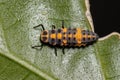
[{"x1": 0, "y1": 51, "x2": 56, "y2": 80}]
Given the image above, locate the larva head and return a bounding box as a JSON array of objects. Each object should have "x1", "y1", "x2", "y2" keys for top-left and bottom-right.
[
  {"x1": 81, "y1": 30, "x2": 99, "y2": 43},
  {"x1": 40, "y1": 30, "x2": 49, "y2": 43}
]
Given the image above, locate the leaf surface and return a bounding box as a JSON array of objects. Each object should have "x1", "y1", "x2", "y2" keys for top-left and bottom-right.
[{"x1": 0, "y1": 0, "x2": 120, "y2": 80}]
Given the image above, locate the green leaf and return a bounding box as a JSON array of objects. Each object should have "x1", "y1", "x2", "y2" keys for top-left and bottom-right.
[{"x1": 0, "y1": 0, "x2": 120, "y2": 80}]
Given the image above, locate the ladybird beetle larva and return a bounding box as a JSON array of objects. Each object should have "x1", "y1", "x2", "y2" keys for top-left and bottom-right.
[{"x1": 32, "y1": 21, "x2": 99, "y2": 56}]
